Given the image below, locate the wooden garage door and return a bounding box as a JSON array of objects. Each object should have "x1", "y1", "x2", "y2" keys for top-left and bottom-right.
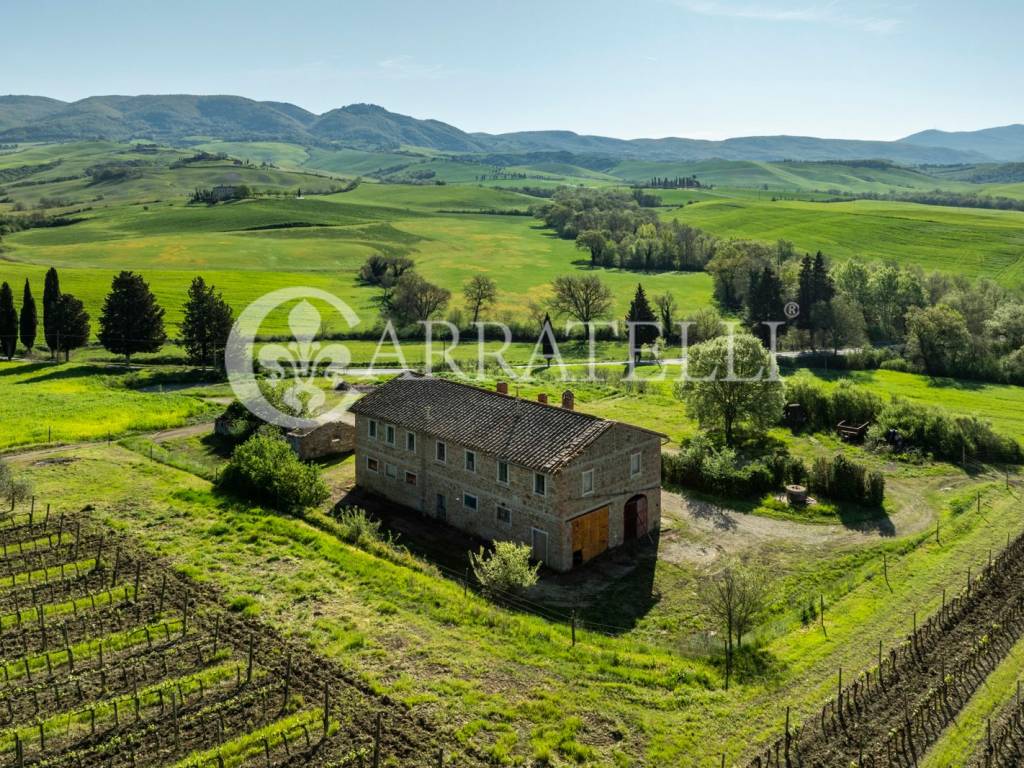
[{"x1": 571, "y1": 506, "x2": 609, "y2": 564}]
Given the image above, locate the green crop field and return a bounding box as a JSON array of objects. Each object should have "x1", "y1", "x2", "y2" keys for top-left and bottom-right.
[{"x1": 672, "y1": 197, "x2": 1024, "y2": 286}]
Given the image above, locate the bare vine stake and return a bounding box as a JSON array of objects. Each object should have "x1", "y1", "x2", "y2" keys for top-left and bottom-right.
[
  {"x1": 246, "y1": 634, "x2": 255, "y2": 683},
  {"x1": 820, "y1": 594, "x2": 826, "y2": 636},
  {"x1": 374, "y1": 711, "x2": 382, "y2": 768},
  {"x1": 883, "y1": 553, "x2": 892, "y2": 593},
  {"x1": 322, "y1": 683, "x2": 330, "y2": 739}
]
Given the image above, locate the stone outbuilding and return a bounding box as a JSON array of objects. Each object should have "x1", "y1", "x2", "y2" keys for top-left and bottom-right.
[
  {"x1": 349, "y1": 374, "x2": 664, "y2": 571},
  {"x1": 284, "y1": 415, "x2": 356, "y2": 460}
]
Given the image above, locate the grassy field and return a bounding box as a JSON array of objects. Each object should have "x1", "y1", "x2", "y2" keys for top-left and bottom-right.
[
  {"x1": 0, "y1": 190, "x2": 714, "y2": 335},
  {"x1": 9, "y1": 434, "x2": 1020, "y2": 766},
  {"x1": 672, "y1": 197, "x2": 1024, "y2": 287},
  {"x1": 0, "y1": 361, "x2": 219, "y2": 450}
]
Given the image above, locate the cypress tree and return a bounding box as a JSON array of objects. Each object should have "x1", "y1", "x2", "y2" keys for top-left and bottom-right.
[
  {"x1": 746, "y1": 266, "x2": 785, "y2": 347},
  {"x1": 0, "y1": 282, "x2": 17, "y2": 361},
  {"x1": 42, "y1": 267, "x2": 61, "y2": 358},
  {"x1": 796, "y1": 254, "x2": 814, "y2": 331},
  {"x1": 540, "y1": 313, "x2": 556, "y2": 368},
  {"x1": 98, "y1": 271, "x2": 166, "y2": 366},
  {"x1": 180, "y1": 276, "x2": 234, "y2": 367},
  {"x1": 19, "y1": 280, "x2": 37, "y2": 356},
  {"x1": 625, "y1": 283, "x2": 659, "y2": 363},
  {"x1": 50, "y1": 293, "x2": 90, "y2": 362},
  {"x1": 811, "y1": 251, "x2": 834, "y2": 305}
]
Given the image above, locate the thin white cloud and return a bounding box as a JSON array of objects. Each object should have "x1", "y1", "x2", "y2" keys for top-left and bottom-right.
[
  {"x1": 675, "y1": 1, "x2": 902, "y2": 34},
  {"x1": 376, "y1": 55, "x2": 448, "y2": 80}
]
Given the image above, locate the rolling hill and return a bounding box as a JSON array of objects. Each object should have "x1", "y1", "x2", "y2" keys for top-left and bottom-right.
[
  {"x1": 0, "y1": 93, "x2": 1010, "y2": 164},
  {"x1": 901, "y1": 124, "x2": 1024, "y2": 162}
]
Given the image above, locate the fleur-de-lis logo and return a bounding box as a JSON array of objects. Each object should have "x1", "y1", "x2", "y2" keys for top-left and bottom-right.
[{"x1": 225, "y1": 288, "x2": 361, "y2": 429}]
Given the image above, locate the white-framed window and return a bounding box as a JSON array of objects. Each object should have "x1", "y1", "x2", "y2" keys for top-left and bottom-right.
[
  {"x1": 496, "y1": 506, "x2": 512, "y2": 527},
  {"x1": 405, "y1": 471, "x2": 417, "y2": 486},
  {"x1": 385, "y1": 463, "x2": 397, "y2": 479},
  {"x1": 464, "y1": 493, "x2": 478, "y2": 511},
  {"x1": 534, "y1": 473, "x2": 546, "y2": 496},
  {"x1": 385, "y1": 425, "x2": 395, "y2": 445},
  {"x1": 367, "y1": 420, "x2": 378, "y2": 439},
  {"x1": 366, "y1": 456, "x2": 379, "y2": 473},
  {"x1": 496, "y1": 460, "x2": 509, "y2": 485},
  {"x1": 582, "y1": 469, "x2": 594, "y2": 496},
  {"x1": 406, "y1": 431, "x2": 416, "y2": 451},
  {"x1": 630, "y1": 451, "x2": 642, "y2": 478},
  {"x1": 436, "y1": 441, "x2": 447, "y2": 463},
  {"x1": 465, "y1": 450, "x2": 477, "y2": 472}
]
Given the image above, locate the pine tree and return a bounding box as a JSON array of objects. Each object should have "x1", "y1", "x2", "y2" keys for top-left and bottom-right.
[
  {"x1": 179, "y1": 276, "x2": 234, "y2": 367},
  {"x1": 98, "y1": 271, "x2": 166, "y2": 366},
  {"x1": 796, "y1": 254, "x2": 814, "y2": 331},
  {"x1": 0, "y1": 282, "x2": 17, "y2": 361},
  {"x1": 745, "y1": 266, "x2": 785, "y2": 347},
  {"x1": 50, "y1": 293, "x2": 90, "y2": 362},
  {"x1": 625, "y1": 283, "x2": 659, "y2": 363},
  {"x1": 19, "y1": 280, "x2": 37, "y2": 356},
  {"x1": 42, "y1": 267, "x2": 61, "y2": 358}
]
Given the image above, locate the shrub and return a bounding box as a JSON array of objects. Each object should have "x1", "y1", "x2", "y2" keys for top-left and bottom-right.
[
  {"x1": 807, "y1": 453, "x2": 884, "y2": 507},
  {"x1": 662, "y1": 436, "x2": 806, "y2": 499},
  {"x1": 470, "y1": 541, "x2": 540, "y2": 596},
  {"x1": 332, "y1": 506, "x2": 384, "y2": 546},
  {"x1": 218, "y1": 429, "x2": 329, "y2": 512}
]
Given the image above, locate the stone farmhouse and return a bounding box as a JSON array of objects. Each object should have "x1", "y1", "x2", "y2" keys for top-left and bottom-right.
[{"x1": 349, "y1": 374, "x2": 664, "y2": 571}]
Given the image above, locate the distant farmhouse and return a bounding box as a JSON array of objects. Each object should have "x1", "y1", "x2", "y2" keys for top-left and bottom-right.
[{"x1": 350, "y1": 375, "x2": 663, "y2": 571}]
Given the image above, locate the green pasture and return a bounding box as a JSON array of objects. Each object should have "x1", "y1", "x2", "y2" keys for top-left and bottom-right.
[
  {"x1": 673, "y1": 198, "x2": 1024, "y2": 286},
  {"x1": 0, "y1": 361, "x2": 218, "y2": 450}
]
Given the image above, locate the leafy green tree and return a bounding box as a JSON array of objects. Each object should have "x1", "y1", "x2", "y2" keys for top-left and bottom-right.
[
  {"x1": 0, "y1": 282, "x2": 17, "y2": 360},
  {"x1": 575, "y1": 230, "x2": 608, "y2": 266},
  {"x1": 180, "y1": 276, "x2": 234, "y2": 367},
  {"x1": 550, "y1": 274, "x2": 613, "y2": 337},
  {"x1": 654, "y1": 292, "x2": 678, "y2": 342},
  {"x1": 705, "y1": 240, "x2": 773, "y2": 310},
  {"x1": 814, "y1": 296, "x2": 867, "y2": 355},
  {"x1": 49, "y1": 293, "x2": 90, "y2": 361},
  {"x1": 625, "y1": 283, "x2": 659, "y2": 362},
  {"x1": 218, "y1": 429, "x2": 329, "y2": 512},
  {"x1": 42, "y1": 267, "x2": 61, "y2": 358},
  {"x1": 905, "y1": 305, "x2": 971, "y2": 376},
  {"x1": 986, "y1": 302, "x2": 1024, "y2": 353},
  {"x1": 98, "y1": 271, "x2": 167, "y2": 366},
  {"x1": 677, "y1": 333, "x2": 785, "y2": 445},
  {"x1": 462, "y1": 275, "x2": 497, "y2": 325},
  {"x1": 390, "y1": 272, "x2": 451, "y2": 325},
  {"x1": 19, "y1": 280, "x2": 36, "y2": 356},
  {"x1": 683, "y1": 307, "x2": 726, "y2": 345}
]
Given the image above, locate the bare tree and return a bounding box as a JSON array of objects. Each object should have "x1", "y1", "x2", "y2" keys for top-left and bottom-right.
[
  {"x1": 463, "y1": 275, "x2": 498, "y2": 324},
  {"x1": 391, "y1": 273, "x2": 451, "y2": 325},
  {"x1": 699, "y1": 560, "x2": 767, "y2": 690},
  {"x1": 549, "y1": 275, "x2": 613, "y2": 337}
]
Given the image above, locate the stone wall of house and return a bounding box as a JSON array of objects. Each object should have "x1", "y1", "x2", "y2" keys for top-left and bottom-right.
[
  {"x1": 353, "y1": 412, "x2": 662, "y2": 572},
  {"x1": 286, "y1": 421, "x2": 355, "y2": 460}
]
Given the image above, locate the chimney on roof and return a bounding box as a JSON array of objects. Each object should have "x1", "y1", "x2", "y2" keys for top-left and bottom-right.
[
  {"x1": 496, "y1": 381, "x2": 509, "y2": 396},
  {"x1": 561, "y1": 390, "x2": 575, "y2": 410},
  {"x1": 537, "y1": 393, "x2": 548, "y2": 405}
]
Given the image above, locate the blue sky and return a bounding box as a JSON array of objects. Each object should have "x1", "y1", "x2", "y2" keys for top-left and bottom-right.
[{"x1": 2, "y1": 0, "x2": 1020, "y2": 140}]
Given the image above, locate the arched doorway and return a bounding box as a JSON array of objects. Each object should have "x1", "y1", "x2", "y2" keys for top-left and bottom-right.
[{"x1": 624, "y1": 494, "x2": 648, "y2": 542}]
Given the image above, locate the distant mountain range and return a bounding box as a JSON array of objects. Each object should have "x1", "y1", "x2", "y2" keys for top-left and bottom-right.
[{"x1": 1, "y1": 94, "x2": 1022, "y2": 165}]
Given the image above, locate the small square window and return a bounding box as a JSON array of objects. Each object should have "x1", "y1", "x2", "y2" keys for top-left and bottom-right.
[
  {"x1": 630, "y1": 452, "x2": 642, "y2": 477},
  {"x1": 436, "y1": 441, "x2": 447, "y2": 463},
  {"x1": 368, "y1": 420, "x2": 378, "y2": 439},
  {"x1": 582, "y1": 469, "x2": 594, "y2": 496},
  {"x1": 465, "y1": 450, "x2": 477, "y2": 472},
  {"x1": 405, "y1": 471, "x2": 417, "y2": 486},
  {"x1": 534, "y1": 473, "x2": 546, "y2": 496},
  {"x1": 366, "y1": 457, "x2": 379, "y2": 472},
  {"x1": 496, "y1": 506, "x2": 512, "y2": 527},
  {"x1": 464, "y1": 493, "x2": 478, "y2": 510},
  {"x1": 497, "y1": 460, "x2": 509, "y2": 485},
  {"x1": 385, "y1": 425, "x2": 395, "y2": 445},
  {"x1": 385, "y1": 463, "x2": 396, "y2": 479},
  {"x1": 406, "y1": 432, "x2": 416, "y2": 451}
]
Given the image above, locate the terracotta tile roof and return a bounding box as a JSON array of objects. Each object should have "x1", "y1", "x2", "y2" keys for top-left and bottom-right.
[{"x1": 349, "y1": 374, "x2": 644, "y2": 473}]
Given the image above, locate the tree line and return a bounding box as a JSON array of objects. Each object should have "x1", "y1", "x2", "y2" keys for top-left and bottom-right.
[{"x1": 0, "y1": 269, "x2": 234, "y2": 367}]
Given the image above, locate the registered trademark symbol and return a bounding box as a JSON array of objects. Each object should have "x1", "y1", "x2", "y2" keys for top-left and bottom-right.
[{"x1": 784, "y1": 301, "x2": 800, "y2": 319}]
